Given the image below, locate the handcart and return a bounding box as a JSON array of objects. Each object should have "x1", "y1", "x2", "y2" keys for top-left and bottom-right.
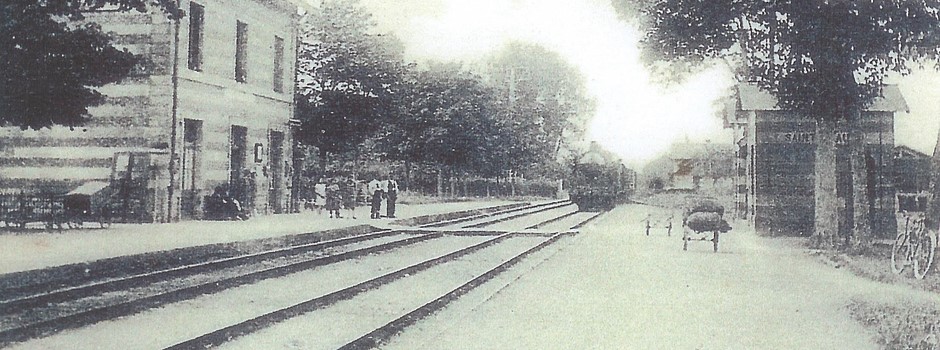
[
  {"x1": 681, "y1": 198, "x2": 731, "y2": 252},
  {"x1": 0, "y1": 193, "x2": 64, "y2": 230},
  {"x1": 63, "y1": 182, "x2": 113, "y2": 229}
]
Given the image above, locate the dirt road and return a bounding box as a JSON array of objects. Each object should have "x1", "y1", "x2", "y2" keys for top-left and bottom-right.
[{"x1": 385, "y1": 204, "x2": 939, "y2": 349}]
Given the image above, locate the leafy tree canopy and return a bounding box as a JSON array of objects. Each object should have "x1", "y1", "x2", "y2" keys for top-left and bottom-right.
[
  {"x1": 615, "y1": 0, "x2": 940, "y2": 119},
  {"x1": 1, "y1": 0, "x2": 178, "y2": 130},
  {"x1": 483, "y1": 42, "x2": 596, "y2": 174},
  {"x1": 295, "y1": 0, "x2": 411, "y2": 156},
  {"x1": 384, "y1": 63, "x2": 502, "y2": 175}
]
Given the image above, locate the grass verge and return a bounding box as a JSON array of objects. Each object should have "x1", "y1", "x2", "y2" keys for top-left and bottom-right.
[
  {"x1": 813, "y1": 245, "x2": 940, "y2": 349},
  {"x1": 848, "y1": 298, "x2": 940, "y2": 349}
]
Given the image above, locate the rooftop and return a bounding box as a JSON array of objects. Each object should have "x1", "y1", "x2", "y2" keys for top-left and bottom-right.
[{"x1": 736, "y1": 84, "x2": 910, "y2": 113}]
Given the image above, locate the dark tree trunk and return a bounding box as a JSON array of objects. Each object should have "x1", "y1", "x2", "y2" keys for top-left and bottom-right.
[
  {"x1": 927, "y1": 127, "x2": 940, "y2": 229},
  {"x1": 318, "y1": 149, "x2": 328, "y2": 174},
  {"x1": 849, "y1": 115, "x2": 871, "y2": 248},
  {"x1": 404, "y1": 160, "x2": 411, "y2": 192},
  {"x1": 814, "y1": 119, "x2": 839, "y2": 248},
  {"x1": 462, "y1": 174, "x2": 468, "y2": 197},
  {"x1": 436, "y1": 166, "x2": 443, "y2": 197}
]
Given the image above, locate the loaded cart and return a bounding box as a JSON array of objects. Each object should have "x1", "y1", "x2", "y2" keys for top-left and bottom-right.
[
  {"x1": 63, "y1": 182, "x2": 113, "y2": 229},
  {"x1": 682, "y1": 198, "x2": 731, "y2": 252},
  {"x1": 0, "y1": 193, "x2": 64, "y2": 229}
]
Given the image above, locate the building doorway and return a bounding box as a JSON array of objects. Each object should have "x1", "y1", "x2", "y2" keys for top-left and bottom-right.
[
  {"x1": 268, "y1": 131, "x2": 285, "y2": 213},
  {"x1": 181, "y1": 119, "x2": 202, "y2": 219},
  {"x1": 230, "y1": 125, "x2": 251, "y2": 211}
]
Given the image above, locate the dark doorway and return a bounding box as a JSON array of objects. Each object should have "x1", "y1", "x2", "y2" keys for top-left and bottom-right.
[
  {"x1": 268, "y1": 131, "x2": 284, "y2": 213},
  {"x1": 181, "y1": 119, "x2": 203, "y2": 219},
  {"x1": 230, "y1": 125, "x2": 251, "y2": 211}
]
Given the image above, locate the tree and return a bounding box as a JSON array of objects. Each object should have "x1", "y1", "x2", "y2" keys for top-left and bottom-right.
[
  {"x1": 483, "y1": 42, "x2": 596, "y2": 178},
  {"x1": 616, "y1": 0, "x2": 940, "y2": 248},
  {"x1": 294, "y1": 0, "x2": 409, "y2": 170},
  {"x1": 0, "y1": 0, "x2": 178, "y2": 130},
  {"x1": 381, "y1": 63, "x2": 503, "y2": 195}
]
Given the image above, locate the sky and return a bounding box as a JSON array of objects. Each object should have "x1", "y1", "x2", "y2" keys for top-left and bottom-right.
[{"x1": 359, "y1": 0, "x2": 940, "y2": 166}]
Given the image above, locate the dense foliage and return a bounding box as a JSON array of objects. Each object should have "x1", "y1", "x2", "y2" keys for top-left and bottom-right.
[
  {"x1": 294, "y1": 0, "x2": 598, "y2": 187},
  {"x1": 294, "y1": 0, "x2": 409, "y2": 158},
  {"x1": 615, "y1": 0, "x2": 940, "y2": 247},
  {"x1": 0, "y1": 0, "x2": 178, "y2": 129}
]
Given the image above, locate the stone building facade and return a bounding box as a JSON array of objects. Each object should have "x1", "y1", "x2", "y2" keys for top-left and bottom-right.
[
  {"x1": 727, "y1": 84, "x2": 908, "y2": 237},
  {"x1": 0, "y1": 0, "x2": 300, "y2": 222}
]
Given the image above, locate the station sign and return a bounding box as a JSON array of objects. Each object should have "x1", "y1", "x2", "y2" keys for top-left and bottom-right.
[{"x1": 759, "y1": 131, "x2": 851, "y2": 144}]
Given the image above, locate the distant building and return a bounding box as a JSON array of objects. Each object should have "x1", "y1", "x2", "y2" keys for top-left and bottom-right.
[
  {"x1": 0, "y1": 0, "x2": 300, "y2": 221},
  {"x1": 726, "y1": 84, "x2": 908, "y2": 237},
  {"x1": 663, "y1": 140, "x2": 734, "y2": 191}
]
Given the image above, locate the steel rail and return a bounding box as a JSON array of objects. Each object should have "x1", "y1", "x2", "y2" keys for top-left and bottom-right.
[
  {"x1": 163, "y1": 232, "x2": 515, "y2": 350},
  {"x1": 419, "y1": 200, "x2": 569, "y2": 228},
  {"x1": 0, "y1": 232, "x2": 442, "y2": 347},
  {"x1": 523, "y1": 210, "x2": 579, "y2": 230},
  {"x1": 340, "y1": 231, "x2": 571, "y2": 350},
  {"x1": 0, "y1": 229, "x2": 398, "y2": 313},
  {"x1": 464, "y1": 201, "x2": 574, "y2": 228},
  {"x1": 166, "y1": 210, "x2": 586, "y2": 349}
]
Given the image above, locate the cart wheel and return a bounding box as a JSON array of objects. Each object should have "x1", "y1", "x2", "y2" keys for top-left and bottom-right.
[{"x1": 713, "y1": 232, "x2": 719, "y2": 252}]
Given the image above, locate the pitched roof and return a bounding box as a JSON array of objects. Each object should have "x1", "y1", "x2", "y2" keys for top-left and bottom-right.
[
  {"x1": 895, "y1": 145, "x2": 930, "y2": 159},
  {"x1": 736, "y1": 84, "x2": 909, "y2": 112},
  {"x1": 667, "y1": 141, "x2": 734, "y2": 160}
]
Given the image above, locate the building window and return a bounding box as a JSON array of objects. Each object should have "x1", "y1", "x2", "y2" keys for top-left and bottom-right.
[
  {"x1": 235, "y1": 21, "x2": 248, "y2": 83},
  {"x1": 273, "y1": 36, "x2": 285, "y2": 93},
  {"x1": 187, "y1": 2, "x2": 204, "y2": 71}
]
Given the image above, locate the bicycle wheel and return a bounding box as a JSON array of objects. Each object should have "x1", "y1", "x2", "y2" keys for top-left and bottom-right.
[
  {"x1": 891, "y1": 232, "x2": 911, "y2": 274},
  {"x1": 914, "y1": 229, "x2": 936, "y2": 280}
]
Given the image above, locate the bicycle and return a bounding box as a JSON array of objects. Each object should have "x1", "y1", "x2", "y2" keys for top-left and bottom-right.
[{"x1": 891, "y1": 211, "x2": 937, "y2": 279}]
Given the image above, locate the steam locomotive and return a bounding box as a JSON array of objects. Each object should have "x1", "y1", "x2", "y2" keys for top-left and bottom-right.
[{"x1": 567, "y1": 158, "x2": 633, "y2": 211}]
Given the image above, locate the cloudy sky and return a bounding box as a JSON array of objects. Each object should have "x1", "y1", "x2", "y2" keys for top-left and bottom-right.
[{"x1": 360, "y1": 0, "x2": 940, "y2": 165}]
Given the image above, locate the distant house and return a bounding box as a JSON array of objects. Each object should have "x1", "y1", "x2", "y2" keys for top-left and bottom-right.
[
  {"x1": 0, "y1": 0, "x2": 301, "y2": 221},
  {"x1": 726, "y1": 84, "x2": 908, "y2": 237},
  {"x1": 659, "y1": 140, "x2": 734, "y2": 191}
]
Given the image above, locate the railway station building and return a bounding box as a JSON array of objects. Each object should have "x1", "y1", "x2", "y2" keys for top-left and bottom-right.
[
  {"x1": 726, "y1": 84, "x2": 908, "y2": 237},
  {"x1": 0, "y1": 0, "x2": 301, "y2": 222}
]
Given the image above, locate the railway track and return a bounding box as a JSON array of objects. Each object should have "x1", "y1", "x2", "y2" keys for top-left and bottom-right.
[{"x1": 2, "y1": 201, "x2": 602, "y2": 349}]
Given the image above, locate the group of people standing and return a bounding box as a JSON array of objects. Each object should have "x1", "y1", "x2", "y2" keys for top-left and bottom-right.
[
  {"x1": 367, "y1": 177, "x2": 398, "y2": 219},
  {"x1": 305, "y1": 176, "x2": 398, "y2": 220}
]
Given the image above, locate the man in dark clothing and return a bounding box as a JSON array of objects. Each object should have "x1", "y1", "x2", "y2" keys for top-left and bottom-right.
[
  {"x1": 386, "y1": 178, "x2": 398, "y2": 218},
  {"x1": 368, "y1": 178, "x2": 384, "y2": 219}
]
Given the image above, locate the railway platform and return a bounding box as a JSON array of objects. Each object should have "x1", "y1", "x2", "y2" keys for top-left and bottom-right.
[{"x1": 0, "y1": 200, "x2": 517, "y2": 275}]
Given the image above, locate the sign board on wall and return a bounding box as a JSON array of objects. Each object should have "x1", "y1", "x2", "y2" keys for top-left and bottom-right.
[{"x1": 758, "y1": 131, "x2": 851, "y2": 144}]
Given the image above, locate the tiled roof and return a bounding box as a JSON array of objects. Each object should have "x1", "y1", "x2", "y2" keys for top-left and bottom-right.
[{"x1": 736, "y1": 84, "x2": 909, "y2": 112}]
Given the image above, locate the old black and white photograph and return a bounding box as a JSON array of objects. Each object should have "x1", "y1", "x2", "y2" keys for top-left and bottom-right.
[{"x1": 2, "y1": 0, "x2": 940, "y2": 348}]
